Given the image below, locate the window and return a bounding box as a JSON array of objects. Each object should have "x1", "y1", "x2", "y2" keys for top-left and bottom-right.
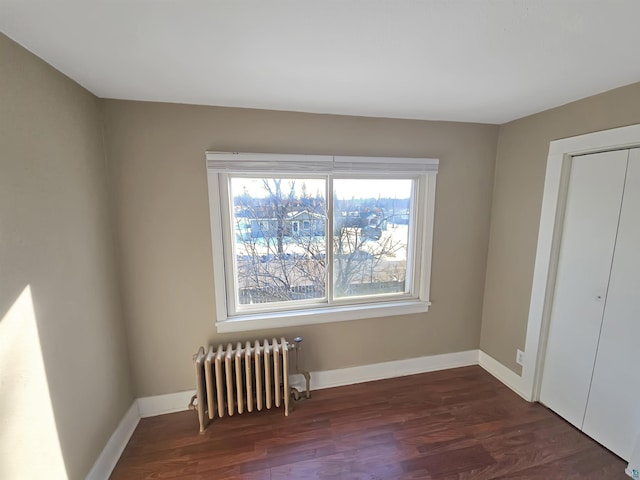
[{"x1": 206, "y1": 153, "x2": 439, "y2": 332}]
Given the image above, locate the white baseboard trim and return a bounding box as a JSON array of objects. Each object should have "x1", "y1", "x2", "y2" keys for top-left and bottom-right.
[
  {"x1": 134, "y1": 351, "x2": 480, "y2": 418},
  {"x1": 478, "y1": 350, "x2": 528, "y2": 400},
  {"x1": 137, "y1": 390, "x2": 196, "y2": 418},
  {"x1": 89, "y1": 349, "x2": 534, "y2": 479},
  {"x1": 134, "y1": 351, "x2": 480, "y2": 420},
  {"x1": 86, "y1": 401, "x2": 140, "y2": 480},
  {"x1": 290, "y1": 349, "x2": 479, "y2": 391}
]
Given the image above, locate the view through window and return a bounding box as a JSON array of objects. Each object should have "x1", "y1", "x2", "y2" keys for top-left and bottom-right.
[{"x1": 230, "y1": 176, "x2": 413, "y2": 308}]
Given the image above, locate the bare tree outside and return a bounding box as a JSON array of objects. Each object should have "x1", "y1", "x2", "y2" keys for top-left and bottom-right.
[
  {"x1": 230, "y1": 177, "x2": 413, "y2": 306},
  {"x1": 332, "y1": 199, "x2": 407, "y2": 298}
]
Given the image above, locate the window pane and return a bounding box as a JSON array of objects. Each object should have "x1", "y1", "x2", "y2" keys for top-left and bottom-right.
[
  {"x1": 230, "y1": 177, "x2": 327, "y2": 306},
  {"x1": 333, "y1": 179, "x2": 413, "y2": 298}
]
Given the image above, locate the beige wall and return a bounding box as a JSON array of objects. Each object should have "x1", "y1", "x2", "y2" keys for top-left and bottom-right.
[
  {"x1": 101, "y1": 100, "x2": 499, "y2": 397},
  {"x1": 481, "y1": 81, "x2": 640, "y2": 374},
  {"x1": 0, "y1": 34, "x2": 133, "y2": 479}
]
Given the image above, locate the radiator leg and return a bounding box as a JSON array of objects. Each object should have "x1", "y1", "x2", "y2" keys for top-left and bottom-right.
[
  {"x1": 291, "y1": 387, "x2": 301, "y2": 401},
  {"x1": 188, "y1": 394, "x2": 206, "y2": 434},
  {"x1": 302, "y1": 370, "x2": 311, "y2": 399}
]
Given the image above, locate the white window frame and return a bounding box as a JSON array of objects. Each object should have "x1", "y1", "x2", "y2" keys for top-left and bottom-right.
[{"x1": 206, "y1": 152, "x2": 439, "y2": 333}]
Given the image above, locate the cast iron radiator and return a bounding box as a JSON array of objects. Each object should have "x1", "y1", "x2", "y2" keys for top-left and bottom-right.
[{"x1": 189, "y1": 337, "x2": 310, "y2": 433}]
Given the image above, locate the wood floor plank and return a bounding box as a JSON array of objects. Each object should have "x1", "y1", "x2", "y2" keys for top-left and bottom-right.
[{"x1": 110, "y1": 366, "x2": 627, "y2": 479}]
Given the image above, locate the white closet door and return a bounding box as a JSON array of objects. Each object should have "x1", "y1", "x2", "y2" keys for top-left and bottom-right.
[
  {"x1": 540, "y1": 150, "x2": 629, "y2": 428},
  {"x1": 582, "y1": 149, "x2": 640, "y2": 461}
]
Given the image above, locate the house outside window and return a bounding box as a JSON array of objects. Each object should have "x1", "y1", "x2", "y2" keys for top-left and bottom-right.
[{"x1": 206, "y1": 153, "x2": 439, "y2": 332}]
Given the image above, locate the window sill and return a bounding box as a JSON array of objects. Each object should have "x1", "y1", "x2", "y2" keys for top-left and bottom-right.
[{"x1": 215, "y1": 299, "x2": 431, "y2": 333}]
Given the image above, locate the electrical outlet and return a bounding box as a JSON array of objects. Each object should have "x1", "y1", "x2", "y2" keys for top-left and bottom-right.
[{"x1": 516, "y1": 349, "x2": 525, "y2": 366}]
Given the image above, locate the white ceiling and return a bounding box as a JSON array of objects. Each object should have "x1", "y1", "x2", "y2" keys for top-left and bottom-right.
[{"x1": 1, "y1": 1, "x2": 639, "y2": 124}]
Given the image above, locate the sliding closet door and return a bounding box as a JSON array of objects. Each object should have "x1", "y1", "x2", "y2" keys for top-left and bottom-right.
[
  {"x1": 539, "y1": 150, "x2": 628, "y2": 428},
  {"x1": 582, "y1": 149, "x2": 640, "y2": 461}
]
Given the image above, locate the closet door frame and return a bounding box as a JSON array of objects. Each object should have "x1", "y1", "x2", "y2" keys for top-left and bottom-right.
[{"x1": 521, "y1": 123, "x2": 640, "y2": 402}]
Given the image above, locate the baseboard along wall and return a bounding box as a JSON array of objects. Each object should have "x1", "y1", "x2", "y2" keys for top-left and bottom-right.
[
  {"x1": 87, "y1": 348, "x2": 524, "y2": 479},
  {"x1": 288, "y1": 349, "x2": 479, "y2": 391},
  {"x1": 85, "y1": 402, "x2": 140, "y2": 480},
  {"x1": 477, "y1": 350, "x2": 528, "y2": 400}
]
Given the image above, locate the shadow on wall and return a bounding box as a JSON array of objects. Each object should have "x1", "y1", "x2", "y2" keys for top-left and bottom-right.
[{"x1": 0, "y1": 285, "x2": 68, "y2": 479}]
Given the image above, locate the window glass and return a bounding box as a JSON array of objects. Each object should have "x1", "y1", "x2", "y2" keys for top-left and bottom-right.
[
  {"x1": 333, "y1": 179, "x2": 413, "y2": 298},
  {"x1": 230, "y1": 177, "x2": 327, "y2": 306}
]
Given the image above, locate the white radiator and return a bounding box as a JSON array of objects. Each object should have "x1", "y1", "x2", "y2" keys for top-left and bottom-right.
[{"x1": 189, "y1": 338, "x2": 290, "y2": 433}]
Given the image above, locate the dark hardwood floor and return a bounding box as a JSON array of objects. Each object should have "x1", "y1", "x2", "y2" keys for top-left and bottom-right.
[{"x1": 110, "y1": 366, "x2": 627, "y2": 479}]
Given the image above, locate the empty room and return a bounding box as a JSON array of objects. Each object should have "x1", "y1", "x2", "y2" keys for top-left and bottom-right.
[{"x1": 2, "y1": 2, "x2": 640, "y2": 479}]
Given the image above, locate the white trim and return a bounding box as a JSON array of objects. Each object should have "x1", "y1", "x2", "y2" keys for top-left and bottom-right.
[
  {"x1": 478, "y1": 351, "x2": 528, "y2": 401},
  {"x1": 206, "y1": 152, "x2": 439, "y2": 332},
  {"x1": 289, "y1": 350, "x2": 479, "y2": 391},
  {"x1": 137, "y1": 390, "x2": 197, "y2": 418},
  {"x1": 108, "y1": 351, "x2": 533, "y2": 420},
  {"x1": 133, "y1": 352, "x2": 480, "y2": 418},
  {"x1": 205, "y1": 152, "x2": 439, "y2": 173},
  {"x1": 207, "y1": 170, "x2": 229, "y2": 325},
  {"x1": 333, "y1": 155, "x2": 439, "y2": 173},
  {"x1": 523, "y1": 123, "x2": 640, "y2": 402},
  {"x1": 418, "y1": 173, "x2": 437, "y2": 301},
  {"x1": 207, "y1": 152, "x2": 333, "y2": 173},
  {"x1": 216, "y1": 299, "x2": 430, "y2": 333},
  {"x1": 548, "y1": 124, "x2": 640, "y2": 156},
  {"x1": 85, "y1": 401, "x2": 140, "y2": 480}
]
